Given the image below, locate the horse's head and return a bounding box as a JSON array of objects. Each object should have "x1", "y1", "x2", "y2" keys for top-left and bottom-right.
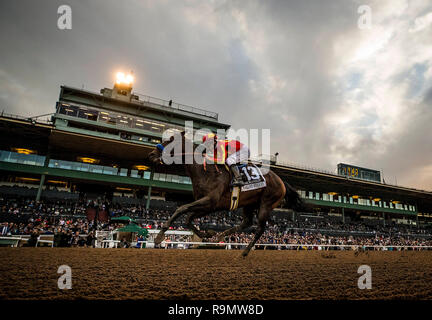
[{"x1": 147, "y1": 131, "x2": 187, "y2": 165}]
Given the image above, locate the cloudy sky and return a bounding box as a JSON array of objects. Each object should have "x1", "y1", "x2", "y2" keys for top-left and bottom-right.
[{"x1": 0, "y1": 0, "x2": 431, "y2": 190}]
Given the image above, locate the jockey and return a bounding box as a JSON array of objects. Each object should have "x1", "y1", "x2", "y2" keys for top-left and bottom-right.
[{"x1": 202, "y1": 133, "x2": 250, "y2": 187}]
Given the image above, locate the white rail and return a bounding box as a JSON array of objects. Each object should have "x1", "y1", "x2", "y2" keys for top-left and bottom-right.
[
  {"x1": 3, "y1": 237, "x2": 431, "y2": 250},
  {"x1": 0, "y1": 236, "x2": 54, "y2": 247},
  {"x1": 136, "y1": 241, "x2": 432, "y2": 251}
]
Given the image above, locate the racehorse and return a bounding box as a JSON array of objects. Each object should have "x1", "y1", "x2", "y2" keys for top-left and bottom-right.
[{"x1": 147, "y1": 131, "x2": 303, "y2": 256}]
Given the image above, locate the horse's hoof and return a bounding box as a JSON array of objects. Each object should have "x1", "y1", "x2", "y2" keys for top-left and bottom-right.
[{"x1": 241, "y1": 251, "x2": 249, "y2": 258}]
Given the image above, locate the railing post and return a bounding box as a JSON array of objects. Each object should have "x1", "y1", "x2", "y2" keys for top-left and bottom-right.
[
  {"x1": 342, "y1": 207, "x2": 345, "y2": 224},
  {"x1": 36, "y1": 153, "x2": 50, "y2": 202},
  {"x1": 145, "y1": 169, "x2": 154, "y2": 210}
]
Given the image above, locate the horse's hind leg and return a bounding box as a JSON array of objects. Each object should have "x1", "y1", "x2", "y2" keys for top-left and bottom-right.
[
  {"x1": 217, "y1": 205, "x2": 255, "y2": 242},
  {"x1": 186, "y1": 211, "x2": 217, "y2": 239},
  {"x1": 242, "y1": 204, "x2": 271, "y2": 257},
  {"x1": 154, "y1": 196, "x2": 212, "y2": 245}
]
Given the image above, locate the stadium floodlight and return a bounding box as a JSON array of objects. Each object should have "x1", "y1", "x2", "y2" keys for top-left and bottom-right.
[{"x1": 116, "y1": 72, "x2": 134, "y2": 86}]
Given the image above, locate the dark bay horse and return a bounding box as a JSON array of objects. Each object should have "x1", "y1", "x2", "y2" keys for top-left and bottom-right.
[{"x1": 148, "y1": 132, "x2": 302, "y2": 256}]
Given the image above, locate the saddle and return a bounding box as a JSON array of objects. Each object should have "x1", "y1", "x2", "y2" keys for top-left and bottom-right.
[{"x1": 229, "y1": 163, "x2": 266, "y2": 211}]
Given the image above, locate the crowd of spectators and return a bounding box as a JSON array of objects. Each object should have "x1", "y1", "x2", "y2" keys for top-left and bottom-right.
[{"x1": 1, "y1": 196, "x2": 432, "y2": 249}]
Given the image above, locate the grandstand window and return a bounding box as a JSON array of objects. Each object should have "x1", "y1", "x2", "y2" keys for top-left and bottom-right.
[
  {"x1": 390, "y1": 202, "x2": 394, "y2": 209},
  {"x1": 58, "y1": 160, "x2": 72, "y2": 170},
  {"x1": 58, "y1": 103, "x2": 79, "y2": 117},
  {"x1": 323, "y1": 193, "x2": 329, "y2": 201},
  {"x1": 0, "y1": 150, "x2": 11, "y2": 162},
  {"x1": 78, "y1": 163, "x2": 90, "y2": 172},
  {"x1": 1, "y1": 151, "x2": 46, "y2": 166},
  {"x1": 5, "y1": 152, "x2": 19, "y2": 163},
  {"x1": 130, "y1": 169, "x2": 139, "y2": 178},
  {"x1": 48, "y1": 159, "x2": 57, "y2": 168},
  {"x1": 308, "y1": 191, "x2": 313, "y2": 199},
  {"x1": 87, "y1": 164, "x2": 102, "y2": 173},
  {"x1": 315, "y1": 192, "x2": 320, "y2": 200},
  {"x1": 102, "y1": 166, "x2": 117, "y2": 175},
  {"x1": 119, "y1": 168, "x2": 128, "y2": 177},
  {"x1": 69, "y1": 162, "x2": 81, "y2": 171},
  {"x1": 349, "y1": 197, "x2": 353, "y2": 204},
  {"x1": 118, "y1": 116, "x2": 133, "y2": 127},
  {"x1": 131, "y1": 134, "x2": 148, "y2": 142},
  {"x1": 99, "y1": 112, "x2": 118, "y2": 125},
  {"x1": 78, "y1": 108, "x2": 98, "y2": 121}
]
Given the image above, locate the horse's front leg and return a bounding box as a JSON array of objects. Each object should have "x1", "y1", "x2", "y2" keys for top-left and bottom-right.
[{"x1": 154, "y1": 196, "x2": 213, "y2": 245}]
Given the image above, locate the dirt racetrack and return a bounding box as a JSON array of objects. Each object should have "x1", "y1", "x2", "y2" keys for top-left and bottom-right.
[{"x1": 1, "y1": 248, "x2": 432, "y2": 300}]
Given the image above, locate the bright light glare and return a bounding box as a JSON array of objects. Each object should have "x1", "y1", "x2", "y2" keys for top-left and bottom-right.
[{"x1": 116, "y1": 72, "x2": 134, "y2": 85}]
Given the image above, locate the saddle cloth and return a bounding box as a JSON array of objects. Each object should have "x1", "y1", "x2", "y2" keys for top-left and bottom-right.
[
  {"x1": 229, "y1": 163, "x2": 266, "y2": 211},
  {"x1": 234, "y1": 163, "x2": 267, "y2": 192}
]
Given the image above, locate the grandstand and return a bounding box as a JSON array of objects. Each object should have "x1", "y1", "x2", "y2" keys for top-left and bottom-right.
[{"x1": 1, "y1": 75, "x2": 432, "y2": 248}]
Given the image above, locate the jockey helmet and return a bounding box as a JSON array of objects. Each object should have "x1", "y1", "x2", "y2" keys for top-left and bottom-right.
[{"x1": 202, "y1": 133, "x2": 218, "y2": 143}]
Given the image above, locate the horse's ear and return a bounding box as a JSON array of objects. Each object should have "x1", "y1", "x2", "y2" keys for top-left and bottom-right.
[{"x1": 169, "y1": 135, "x2": 175, "y2": 142}]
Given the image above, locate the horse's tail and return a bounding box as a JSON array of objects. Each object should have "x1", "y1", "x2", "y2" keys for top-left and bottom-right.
[{"x1": 283, "y1": 182, "x2": 304, "y2": 212}]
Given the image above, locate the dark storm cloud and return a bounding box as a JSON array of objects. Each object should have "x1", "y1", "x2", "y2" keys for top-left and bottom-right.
[{"x1": 0, "y1": 0, "x2": 431, "y2": 189}]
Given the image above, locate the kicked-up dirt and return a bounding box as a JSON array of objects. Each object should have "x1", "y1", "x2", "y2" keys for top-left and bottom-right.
[{"x1": 1, "y1": 248, "x2": 432, "y2": 300}]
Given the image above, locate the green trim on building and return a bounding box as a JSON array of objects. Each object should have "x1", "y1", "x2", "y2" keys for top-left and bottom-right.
[
  {"x1": 0, "y1": 162, "x2": 193, "y2": 192},
  {"x1": 304, "y1": 198, "x2": 417, "y2": 216}
]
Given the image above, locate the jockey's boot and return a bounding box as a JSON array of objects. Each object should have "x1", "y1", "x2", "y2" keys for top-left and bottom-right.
[{"x1": 229, "y1": 164, "x2": 244, "y2": 187}]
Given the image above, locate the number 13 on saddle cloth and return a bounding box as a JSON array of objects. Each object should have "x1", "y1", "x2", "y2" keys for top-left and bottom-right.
[{"x1": 229, "y1": 163, "x2": 267, "y2": 210}]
